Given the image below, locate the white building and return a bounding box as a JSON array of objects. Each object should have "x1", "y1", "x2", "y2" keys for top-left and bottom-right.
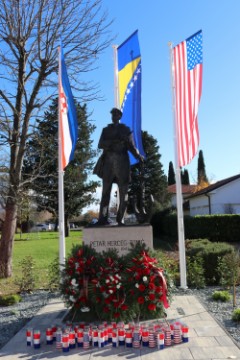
[
  {"x1": 168, "y1": 184, "x2": 197, "y2": 215},
  {"x1": 186, "y1": 174, "x2": 240, "y2": 216}
]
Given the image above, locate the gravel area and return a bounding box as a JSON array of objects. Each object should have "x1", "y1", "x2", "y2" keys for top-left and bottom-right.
[
  {"x1": 0, "y1": 291, "x2": 60, "y2": 349},
  {"x1": 1, "y1": 287, "x2": 240, "y2": 349}
]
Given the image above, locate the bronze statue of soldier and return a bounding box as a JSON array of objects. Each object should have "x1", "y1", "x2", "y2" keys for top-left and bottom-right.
[{"x1": 93, "y1": 108, "x2": 144, "y2": 226}]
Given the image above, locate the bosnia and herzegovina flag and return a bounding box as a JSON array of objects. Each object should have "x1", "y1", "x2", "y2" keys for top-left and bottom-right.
[
  {"x1": 59, "y1": 46, "x2": 78, "y2": 170},
  {"x1": 117, "y1": 30, "x2": 145, "y2": 165}
]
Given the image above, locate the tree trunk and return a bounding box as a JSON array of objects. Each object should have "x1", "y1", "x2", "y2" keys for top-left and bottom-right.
[
  {"x1": 65, "y1": 214, "x2": 69, "y2": 238},
  {"x1": 0, "y1": 200, "x2": 18, "y2": 278}
]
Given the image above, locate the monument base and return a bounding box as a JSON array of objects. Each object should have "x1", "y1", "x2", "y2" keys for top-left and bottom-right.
[{"x1": 83, "y1": 224, "x2": 153, "y2": 255}]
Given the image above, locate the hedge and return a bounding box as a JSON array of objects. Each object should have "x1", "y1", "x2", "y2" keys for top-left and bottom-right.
[
  {"x1": 151, "y1": 212, "x2": 240, "y2": 243},
  {"x1": 186, "y1": 239, "x2": 234, "y2": 285}
]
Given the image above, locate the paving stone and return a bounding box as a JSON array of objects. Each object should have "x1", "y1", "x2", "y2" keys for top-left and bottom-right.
[{"x1": 1, "y1": 295, "x2": 240, "y2": 360}]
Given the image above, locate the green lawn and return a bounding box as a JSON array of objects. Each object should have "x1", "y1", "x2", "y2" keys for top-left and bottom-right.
[
  {"x1": 0, "y1": 231, "x2": 178, "y2": 295},
  {"x1": 0, "y1": 230, "x2": 82, "y2": 294}
]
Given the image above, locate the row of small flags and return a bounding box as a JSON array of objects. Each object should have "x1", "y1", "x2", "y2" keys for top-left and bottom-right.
[{"x1": 26, "y1": 320, "x2": 189, "y2": 352}]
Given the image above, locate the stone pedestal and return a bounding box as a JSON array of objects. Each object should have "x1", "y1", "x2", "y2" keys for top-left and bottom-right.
[{"x1": 83, "y1": 224, "x2": 153, "y2": 255}]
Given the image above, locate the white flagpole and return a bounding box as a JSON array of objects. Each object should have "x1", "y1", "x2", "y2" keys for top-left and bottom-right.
[
  {"x1": 112, "y1": 45, "x2": 120, "y2": 211},
  {"x1": 58, "y1": 47, "x2": 66, "y2": 268},
  {"x1": 112, "y1": 45, "x2": 119, "y2": 108},
  {"x1": 168, "y1": 42, "x2": 187, "y2": 289}
]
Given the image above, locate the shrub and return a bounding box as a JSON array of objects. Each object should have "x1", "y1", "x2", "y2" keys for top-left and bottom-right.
[
  {"x1": 14, "y1": 255, "x2": 36, "y2": 292},
  {"x1": 153, "y1": 250, "x2": 179, "y2": 287},
  {"x1": 150, "y1": 211, "x2": 178, "y2": 240},
  {"x1": 232, "y1": 308, "x2": 240, "y2": 322},
  {"x1": 185, "y1": 239, "x2": 210, "y2": 256},
  {"x1": 186, "y1": 256, "x2": 205, "y2": 288},
  {"x1": 217, "y1": 251, "x2": 240, "y2": 287},
  {"x1": 0, "y1": 294, "x2": 22, "y2": 306},
  {"x1": 212, "y1": 290, "x2": 231, "y2": 302},
  {"x1": 47, "y1": 257, "x2": 60, "y2": 291},
  {"x1": 217, "y1": 251, "x2": 240, "y2": 307},
  {"x1": 186, "y1": 239, "x2": 234, "y2": 285}
]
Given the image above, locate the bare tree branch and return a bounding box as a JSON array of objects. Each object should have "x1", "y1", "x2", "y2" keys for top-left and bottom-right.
[{"x1": 0, "y1": 0, "x2": 114, "y2": 278}]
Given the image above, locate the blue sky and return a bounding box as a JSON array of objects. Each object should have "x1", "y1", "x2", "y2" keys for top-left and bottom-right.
[{"x1": 87, "y1": 0, "x2": 240, "y2": 184}]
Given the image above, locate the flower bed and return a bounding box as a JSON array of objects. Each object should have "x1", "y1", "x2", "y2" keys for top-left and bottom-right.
[{"x1": 60, "y1": 243, "x2": 172, "y2": 322}]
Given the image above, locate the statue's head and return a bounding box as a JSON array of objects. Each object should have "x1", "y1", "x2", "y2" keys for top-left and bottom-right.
[{"x1": 110, "y1": 107, "x2": 122, "y2": 119}]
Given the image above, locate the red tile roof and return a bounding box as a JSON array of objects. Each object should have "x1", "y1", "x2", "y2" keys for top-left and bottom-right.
[
  {"x1": 168, "y1": 184, "x2": 198, "y2": 195},
  {"x1": 186, "y1": 174, "x2": 240, "y2": 199}
]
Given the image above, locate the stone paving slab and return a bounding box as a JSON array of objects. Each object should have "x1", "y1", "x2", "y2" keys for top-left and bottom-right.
[{"x1": 0, "y1": 295, "x2": 240, "y2": 360}]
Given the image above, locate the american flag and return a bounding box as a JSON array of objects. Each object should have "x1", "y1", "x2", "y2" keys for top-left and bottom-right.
[{"x1": 173, "y1": 30, "x2": 203, "y2": 167}]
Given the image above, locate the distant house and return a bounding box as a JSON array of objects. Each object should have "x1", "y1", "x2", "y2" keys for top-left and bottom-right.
[
  {"x1": 168, "y1": 184, "x2": 197, "y2": 215},
  {"x1": 185, "y1": 174, "x2": 240, "y2": 216}
]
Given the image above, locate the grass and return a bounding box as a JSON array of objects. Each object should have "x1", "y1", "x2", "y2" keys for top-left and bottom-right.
[
  {"x1": 0, "y1": 230, "x2": 82, "y2": 295},
  {"x1": 0, "y1": 232, "x2": 179, "y2": 295}
]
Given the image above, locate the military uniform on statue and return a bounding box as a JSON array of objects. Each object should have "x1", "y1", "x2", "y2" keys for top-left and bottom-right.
[{"x1": 93, "y1": 108, "x2": 144, "y2": 226}]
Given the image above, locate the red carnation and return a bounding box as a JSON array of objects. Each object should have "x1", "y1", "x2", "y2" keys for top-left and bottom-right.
[
  {"x1": 108, "y1": 294, "x2": 114, "y2": 301},
  {"x1": 135, "y1": 273, "x2": 141, "y2": 281},
  {"x1": 148, "y1": 282, "x2": 155, "y2": 290},
  {"x1": 155, "y1": 286, "x2": 162, "y2": 293},
  {"x1": 77, "y1": 249, "x2": 83, "y2": 257},
  {"x1": 137, "y1": 296, "x2": 145, "y2": 304},
  {"x1": 113, "y1": 312, "x2": 120, "y2": 318},
  {"x1": 138, "y1": 284, "x2": 146, "y2": 292},
  {"x1": 148, "y1": 303, "x2": 156, "y2": 311},
  {"x1": 121, "y1": 304, "x2": 128, "y2": 311},
  {"x1": 143, "y1": 268, "x2": 151, "y2": 275},
  {"x1": 106, "y1": 257, "x2": 113, "y2": 265},
  {"x1": 150, "y1": 275, "x2": 156, "y2": 282},
  {"x1": 79, "y1": 296, "x2": 87, "y2": 303},
  {"x1": 149, "y1": 293, "x2": 155, "y2": 301}
]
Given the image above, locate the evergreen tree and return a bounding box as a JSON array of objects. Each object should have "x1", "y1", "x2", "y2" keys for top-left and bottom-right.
[
  {"x1": 128, "y1": 131, "x2": 169, "y2": 214},
  {"x1": 181, "y1": 169, "x2": 190, "y2": 185},
  {"x1": 23, "y1": 98, "x2": 99, "y2": 235},
  {"x1": 197, "y1": 150, "x2": 209, "y2": 185},
  {"x1": 168, "y1": 161, "x2": 176, "y2": 185}
]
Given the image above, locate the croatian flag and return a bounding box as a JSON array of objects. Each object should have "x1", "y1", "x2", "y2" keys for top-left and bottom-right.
[{"x1": 59, "y1": 46, "x2": 78, "y2": 169}]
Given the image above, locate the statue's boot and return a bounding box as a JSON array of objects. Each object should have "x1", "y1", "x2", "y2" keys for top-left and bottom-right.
[{"x1": 116, "y1": 184, "x2": 129, "y2": 225}]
